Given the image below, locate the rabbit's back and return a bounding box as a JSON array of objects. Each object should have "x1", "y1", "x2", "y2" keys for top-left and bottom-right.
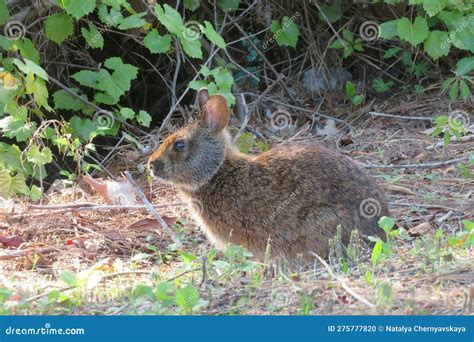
[{"x1": 179, "y1": 143, "x2": 389, "y2": 261}]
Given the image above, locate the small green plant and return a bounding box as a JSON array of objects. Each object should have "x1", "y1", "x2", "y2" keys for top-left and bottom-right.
[
  {"x1": 365, "y1": 216, "x2": 407, "y2": 283},
  {"x1": 236, "y1": 132, "x2": 268, "y2": 154},
  {"x1": 189, "y1": 65, "x2": 235, "y2": 106},
  {"x1": 448, "y1": 220, "x2": 474, "y2": 249},
  {"x1": 0, "y1": 287, "x2": 12, "y2": 314},
  {"x1": 442, "y1": 57, "x2": 473, "y2": 102},
  {"x1": 298, "y1": 291, "x2": 314, "y2": 315},
  {"x1": 411, "y1": 228, "x2": 451, "y2": 273},
  {"x1": 345, "y1": 81, "x2": 364, "y2": 106},
  {"x1": 431, "y1": 113, "x2": 468, "y2": 147},
  {"x1": 372, "y1": 78, "x2": 394, "y2": 93},
  {"x1": 377, "y1": 282, "x2": 393, "y2": 308},
  {"x1": 330, "y1": 29, "x2": 364, "y2": 58}
]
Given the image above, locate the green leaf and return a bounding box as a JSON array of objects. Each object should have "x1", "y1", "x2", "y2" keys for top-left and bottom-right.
[
  {"x1": 438, "y1": 10, "x2": 464, "y2": 29},
  {"x1": 13, "y1": 58, "x2": 48, "y2": 81},
  {"x1": 138, "y1": 110, "x2": 151, "y2": 127},
  {"x1": 27, "y1": 146, "x2": 52, "y2": 165},
  {"x1": 16, "y1": 38, "x2": 40, "y2": 64},
  {"x1": 397, "y1": 17, "x2": 429, "y2": 46},
  {"x1": 81, "y1": 24, "x2": 104, "y2": 49},
  {"x1": 2, "y1": 118, "x2": 37, "y2": 142},
  {"x1": 342, "y1": 29, "x2": 354, "y2": 42},
  {"x1": 455, "y1": 57, "x2": 474, "y2": 76},
  {"x1": 383, "y1": 47, "x2": 401, "y2": 59},
  {"x1": 117, "y1": 12, "x2": 147, "y2": 30},
  {"x1": 217, "y1": 0, "x2": 240, "y2": 11},
  {"x1": 378, "y1": 216, "x2": 395, "y2": 232},
  {"x1": 44, "y1": 12, "x2": 74, "y2": 45},
  {"x1": 318, "y1": 4, "x2": 342, "y2": 23},
  {"x1": 352, "y1": 95, "x2": 364, "y2": 106},
  {"x1": 29, "y1": 185, "x2": 42, "y2": 201},
  {"x1": 442, "y1": 77, "x2": 455, "y2": 90},
  {"x1": 180, "y1": 32, "x2": 202, "y2": 58},
  {"x1": 459, "y1": 80, "x2": 470, "y2": 101},
  {"x1": 155, "y1": 4, "x2": 184, "y2": 36},
  {"x1": 69, "y1": 116, "x2": 96, "y2": 141},
  {"x1": 379, "y1": 20, "x2": 399, "y2": 40},
  {"x1": 0, "y1": 143, "x2": 22, "y2": 172},
  {"x1": 345, "y1": 81, "x2": 356, "y2": 97},
  {"x1": 175, "y1": 284, "x2": 199, "y2": 312},
  {"x1": 53, "y1": 89, "x2": 86, "y2": 111},
  {"x1": 423, "y1": 30, "x2": 450, "y2": 60},
  {"x1": 371, "y1": 240, "x2": 383, "y2": 268},
  {"x1": 0, "y1": 35, "x2": 14, "y2": 50},
  {"x1": 449, "y1": 80, "x2": 459, "y2": 101},
  {"x1": 63, "y1": 0, "x2": 96, "y2": 19},
  {"x1": 188, "y1": 80, "x2": 208, "y2": 90},
  {"x1": 100, "y1": 57, "x2": 138, "y2": 100},
  {"x1": 59, "y1": 271, "x2": 78, "y2": 286},
  {"x1": 98, "y1": 4, "x2": 123, "y2": 26},
  {"x1": 329, "y1": 38, "x2": 345, "y2": 49},
  {"x1": 143, "y1": 29, "x2": 172, "y2": 53},
  {"x1": 423, "y1": 0, "x2": 447, "y2": 17},
  {"x1": 184, "y1": 0, "x2": 200, "y2": 11},
  {"x1": 120, "y1": 107, "x2": 135, "y2": 120},
  {"x1": 372, "y1": 78, "x2": 394, "y2": 93},
  {"x1": 202, "y1": 21, "x2": 226, "y2": 50},
  {"x1": 270, "y1": 16, "x2": 300, "y2": 48},
  {"x1": 0, "y1": 0, "x2": 9, "y2": 25},
  {"x1": 71, "y1": 70, "x2": 99, "y2": 88},
  {"x1": 0, "y1": 171, "x2": 29, "y2": 196}
]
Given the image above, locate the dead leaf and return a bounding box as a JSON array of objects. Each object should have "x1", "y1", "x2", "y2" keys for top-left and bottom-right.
[
  {"x1": 83, "y1": 175, "x2": 138, "y2": 205},
  {"x1": 0, "y1": 235, "x2": 25, "y2": 248},
  {"x1": 383, "y1": 183, "x2": 416, "y2": 196},
  {"x1": 413, "y1": 151, "x2": 428, "y2": 163},
  {"x1": 408, "y1": 222, "x2": 433, "y2": 236}
]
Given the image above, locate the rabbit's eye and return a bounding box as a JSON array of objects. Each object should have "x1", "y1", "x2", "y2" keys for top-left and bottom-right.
[{"x1": 173, "y1": 140, "x2": 186, "y2": 151}]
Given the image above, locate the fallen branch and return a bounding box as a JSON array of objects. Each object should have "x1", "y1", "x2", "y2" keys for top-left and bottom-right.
[
  {"x1": 28, "y1": 202, "x2": 183, "y2": 211},
  {"x1": 368, "y1": 111, "x2": 433, "y2": 121},
  {"x1": 0, "y1": 247, "x2": 58, "y2": 260},
  {"x1": 364, "y1": 156, "x2": 471, "y2": 169},
  {"x1": 389, "y1": 202, "x2": 459, "y2": 211},
  {"x1": 124, "y1": 171, "x2": 183, "y2": 249}
]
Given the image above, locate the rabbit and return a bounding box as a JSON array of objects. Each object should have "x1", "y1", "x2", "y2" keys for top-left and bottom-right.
[{"x1": 148, "y1": 89, "x2": 389, "y2": 262}]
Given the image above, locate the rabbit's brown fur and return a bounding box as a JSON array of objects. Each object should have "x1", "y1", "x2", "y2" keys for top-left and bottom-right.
[{"x1": 148, "y1": 90, "x2": 389, "y2": 262}]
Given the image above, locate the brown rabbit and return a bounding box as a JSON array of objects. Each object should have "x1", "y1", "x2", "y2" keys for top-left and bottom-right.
[{"x1": 148, "y1": 89, "x2": 389, "y2": 262}]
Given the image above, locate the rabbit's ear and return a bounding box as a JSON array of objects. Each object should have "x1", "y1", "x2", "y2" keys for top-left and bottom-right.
[
  {"x1": 198, "y1": 89, "x2": 209, "y2": 110},
  {"x1": 202, "y1": 95, "x2": 229, "y2": 132}
]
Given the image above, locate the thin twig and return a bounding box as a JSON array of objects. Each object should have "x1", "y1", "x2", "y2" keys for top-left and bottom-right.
[
  {"x1": 0, "y1": 247, "x2": 58, "y2": 261},
  {"x1": 311, "y1": 253, "x2": 375, "y2": 309},
  {"x1": 364, "y1": 156, "x2": 471, "y2": 169},
  {"x1": 368, "y1": 111, "x2": 433, "y2": 121},
  {"x1": 233, "y1": 75, "x2": 283, "y2": 143},
  {"x1": 124, "y1": 172, "x2": 183, "y2": 248},
  {"x1": 227, "y1": 15, "x2": 297, "y2": 105},
  {"x1": 28, "y1": 202, "x2": 183, "y2": 211}
]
